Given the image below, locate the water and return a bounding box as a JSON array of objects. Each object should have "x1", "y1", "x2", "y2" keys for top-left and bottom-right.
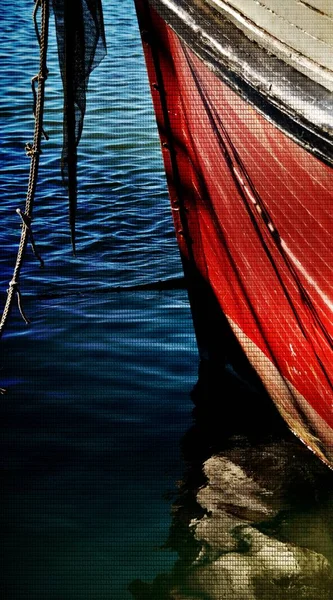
[
  {"x1": 0, "y1": 2, "x2": 196, "y2": 598},
  {"x1": 0, "y1": 2, "x2": 333, "y2": 600}
]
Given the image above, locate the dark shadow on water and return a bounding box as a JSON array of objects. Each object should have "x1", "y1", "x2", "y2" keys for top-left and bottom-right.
[
  {"x1": 129, "y1": 359, "x2": 333, "y2": 599},
  {"x1": 35, "y1": 276, "x2": 187, "y2": 300}
]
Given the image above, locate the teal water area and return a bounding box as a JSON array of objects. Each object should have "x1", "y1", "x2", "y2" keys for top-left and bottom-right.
[{"x1": 0, "y1": 2, "x2": 333, "y2": 599}]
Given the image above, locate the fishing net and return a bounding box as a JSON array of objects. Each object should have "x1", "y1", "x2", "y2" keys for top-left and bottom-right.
[{"x1": 52, "y1": 0, "x2": 106, "y2": 250}]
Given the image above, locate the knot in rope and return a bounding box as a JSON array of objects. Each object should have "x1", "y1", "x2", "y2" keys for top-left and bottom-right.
[
  {"x1": 7, "y1": 278, "x2": 18, "y2": 291},
  {"x1": 25, "y1": 142, "x2": 39, "y2": 158},
  {"x1": 6, "y1": 278, "x2": 30, "y2": 326},
  {"x1": 31, "y1": 71, "x2": 49, "y2": 140},
  {"x1": 16, "y1": 208, "x2": 44, "y2": 268}
]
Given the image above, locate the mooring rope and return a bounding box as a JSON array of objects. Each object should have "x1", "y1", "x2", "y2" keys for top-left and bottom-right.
[{"x1": 0, "y1": 0, "x2": 49, "y2": 347}]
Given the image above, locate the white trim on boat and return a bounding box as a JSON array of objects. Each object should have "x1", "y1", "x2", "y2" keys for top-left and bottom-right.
[
  {"x1": 206, "y1": 0, "x2": 333, "y2": 91},
  {"x1": 150, "y1": 0, "x2": 333, "y2": 163}
]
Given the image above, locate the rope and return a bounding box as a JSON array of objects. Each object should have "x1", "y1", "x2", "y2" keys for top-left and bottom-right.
[{"x1": 0, "y1": 0, "x2": 49, "y2": 348}]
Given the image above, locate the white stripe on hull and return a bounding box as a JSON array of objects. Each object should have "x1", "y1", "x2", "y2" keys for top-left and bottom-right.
[{"x1": 206, "y1": 0, "x2": 333, "y2": 90}]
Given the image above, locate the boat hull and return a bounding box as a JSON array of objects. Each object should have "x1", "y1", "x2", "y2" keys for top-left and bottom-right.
[{"x1": 134, "y1": 0, "x2": 333, "y2": 466}]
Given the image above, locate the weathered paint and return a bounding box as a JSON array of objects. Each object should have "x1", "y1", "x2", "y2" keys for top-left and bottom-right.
[{"x1": 134, "y1": 0, "x2": 333, "y2": 465}]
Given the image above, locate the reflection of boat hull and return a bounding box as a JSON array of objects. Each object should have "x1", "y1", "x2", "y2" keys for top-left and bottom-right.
[{"x1": 134, "y1": 1, "x2": 333, "y2": 466}]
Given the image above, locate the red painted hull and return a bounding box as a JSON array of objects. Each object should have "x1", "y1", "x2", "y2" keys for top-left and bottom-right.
[{"x1": 135, "y1": 2, "x2": 333, "y2": 465}]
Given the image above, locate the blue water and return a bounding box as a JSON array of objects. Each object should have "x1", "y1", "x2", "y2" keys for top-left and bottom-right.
[
  {"x1": 1, "y1": 2, "x2": 333, "y2": 600},
  {"x1": 0, "y1": 2, "x2": 197, "y2": 598}
]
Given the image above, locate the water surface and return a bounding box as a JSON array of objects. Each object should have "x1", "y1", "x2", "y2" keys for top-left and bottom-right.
[{"x1": 0, "y1": 2, "x2": 196, "y2": 598}]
